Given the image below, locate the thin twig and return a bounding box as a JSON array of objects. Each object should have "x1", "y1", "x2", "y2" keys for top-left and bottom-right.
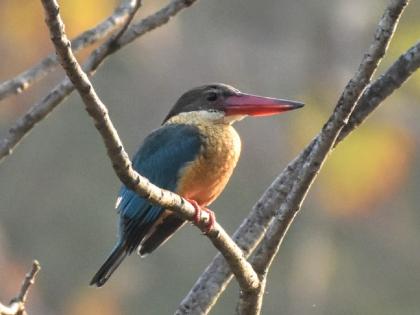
[
  {"x1": 109, "y1": 0, "x2": 142, "y2": 47},
  {"x1": 0, "y1": 0, "x2": 138, "y2": 101},
  {"x1": 40, "y1": 0, "x2": 259, "y2": 294},
  {"x1": 0, "y1": 0, "x2": 199, "y2": 163},
  {"x1": 0, "y1": 261, "x2": 41, "y2": 315}
]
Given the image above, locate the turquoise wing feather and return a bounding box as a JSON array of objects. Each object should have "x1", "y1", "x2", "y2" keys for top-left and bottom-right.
[
  {"x1": 118, "y1": 123, "x2": 202, "y2": 252},
  {"x1": 90, "y1": 123, "x2": 202, "y2": 286}
]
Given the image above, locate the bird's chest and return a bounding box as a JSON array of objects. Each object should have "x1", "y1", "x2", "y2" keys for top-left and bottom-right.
[{"x1": 177, "y1": 125, "x2": 241, "y2": 206}]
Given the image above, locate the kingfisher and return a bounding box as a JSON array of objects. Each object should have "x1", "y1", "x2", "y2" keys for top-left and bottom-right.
[{"x1": 90, "y1": 83, "x2": 303, "y2": 287}]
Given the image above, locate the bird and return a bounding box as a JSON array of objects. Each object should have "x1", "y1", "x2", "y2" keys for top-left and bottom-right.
[{"x1": 90, "y1": 83, "x2": 303, "y2": 287}]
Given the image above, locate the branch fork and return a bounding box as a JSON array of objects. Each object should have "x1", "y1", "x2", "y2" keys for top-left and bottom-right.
[{"x1": 0, "y1": 261, "x2": 41, "y2": 315}]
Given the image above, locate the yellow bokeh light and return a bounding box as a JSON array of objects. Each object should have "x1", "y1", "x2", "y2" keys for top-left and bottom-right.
[{"x1": 318, "y1": 125, "x2": 413, "y2": 217}]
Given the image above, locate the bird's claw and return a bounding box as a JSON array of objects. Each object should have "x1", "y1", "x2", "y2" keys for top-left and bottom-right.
[
  {"x1": 201, "y1": 207, "x2": 215, "y2": 234},
  {"x1": 185, "y1": 198, "x2": 216, "y2": 234}
]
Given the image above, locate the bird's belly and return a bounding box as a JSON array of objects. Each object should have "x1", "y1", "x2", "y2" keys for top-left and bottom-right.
[
  {"x1": 178, "y1": 158, "x2": 235, "y2": 206},
  {"x1": 176, "y1": 126, "x2": 241, "y2": 206}
]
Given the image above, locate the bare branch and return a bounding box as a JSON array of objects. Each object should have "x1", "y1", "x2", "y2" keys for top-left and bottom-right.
[
  {"x1": 0, "y1": 0, "x2": 199, "y2": 164},
  {"x1": 337, "y1": 40, "x2": 420, "y2": 143},
  {"x1": 251, "y1": 0, "x2": 410, "y2": 274},
  {"x1": 109, "y1": 0, "x2": 142, "y2": 45},
  {"x1": 0, "y1": 0, "x2": 138, "y2": 101},
  {"x1": 178, "y1": 0, "x2": 413, "y2": 313},
  {"x1": 237, "y1": 1, "x2": 410, "y2": 313},
  {"x1": 235, "y1": 278, "x2": 266, "y2": 315},
  {"x1": 116, "y1": 0, "x2": 197, "y2": 49},
  {"x1": 0, "y1": 261, "x2": 41, "y2": 315},
  {"x1": 40, "y1": 0, "x2": 259, "y2": 295}
]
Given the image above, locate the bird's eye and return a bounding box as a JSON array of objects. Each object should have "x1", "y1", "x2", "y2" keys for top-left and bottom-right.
[{"x1": 206, "y1": 92, "x2": 218, "y2": 102}]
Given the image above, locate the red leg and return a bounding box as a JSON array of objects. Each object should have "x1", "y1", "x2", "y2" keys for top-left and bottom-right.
[
  {"x1": 185, "y1": 198, "x2": 216, "y2": 234},
  {"x1": 201, "y1": 207, "x2": 216, "y2": 234},
  {"x1": 185, "y1": 198, "x2": 202, "y2": 225}
]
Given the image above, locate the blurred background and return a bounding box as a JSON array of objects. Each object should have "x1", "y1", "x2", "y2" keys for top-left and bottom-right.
[{"x1": 0, "y1": 0, "x2": 419, "y2": 314}]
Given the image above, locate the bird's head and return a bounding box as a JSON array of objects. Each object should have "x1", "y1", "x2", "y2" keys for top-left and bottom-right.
[{"x1": 163, "y1": 83, "x2": 304, "y2": 125}]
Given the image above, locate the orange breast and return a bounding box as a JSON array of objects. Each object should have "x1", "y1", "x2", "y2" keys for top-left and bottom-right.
[{"x1": 176, "y1": 124, "x2": 241, "y2": 206}]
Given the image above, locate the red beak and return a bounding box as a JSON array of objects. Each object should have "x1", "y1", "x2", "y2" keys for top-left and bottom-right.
[{"x1": 224, "y1": 93, "x2": 304, "y2": 116}]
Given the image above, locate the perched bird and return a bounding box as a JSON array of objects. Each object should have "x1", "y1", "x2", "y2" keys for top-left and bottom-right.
[{"x1": 90, "y1": 83, "x2": 303, "y2": 287}]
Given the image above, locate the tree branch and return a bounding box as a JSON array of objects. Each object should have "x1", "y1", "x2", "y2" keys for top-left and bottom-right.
[
  {"x1": 0, "y1": 0, "x2": 199, "y2": 164},
  {"x1": 0, "y1": 261, "x2": 41, "y2": 315},
  {"x1": 177, "y1": 0, "x2": 415, "y2": 313},
  {"x1": 237, "y1": 0, "x2": 410, "y2": 313},
  {"x1": 337, "y1": 40, "x2": 420, "y2": 143},
  {"x1": 40, "y1": 0, "x2": 259, "y2": 295},
  {"x1": 0, "y1": 0, "x2": 138, "y2": 101},
  {"x1": 251, "y1": 0, "x2": 409, "y2": 274}
]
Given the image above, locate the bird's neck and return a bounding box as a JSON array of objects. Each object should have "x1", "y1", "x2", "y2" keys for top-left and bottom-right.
[
  {"x1": 164, "y1": 111, "x2": 223, "y2": 126},
  {"x1": 164, "y1": 110, "x2": 246, "y2": 127},
  {"x1": 163, "y1": 111, "x2": 241, "y2": 167}
]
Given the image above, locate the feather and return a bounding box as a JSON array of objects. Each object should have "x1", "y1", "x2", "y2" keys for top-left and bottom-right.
[{"x1": 90, "y1": 124, "x2": 202, "y2": 286}]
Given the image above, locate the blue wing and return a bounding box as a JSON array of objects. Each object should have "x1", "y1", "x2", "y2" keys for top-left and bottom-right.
[{"x1": 117, "y1": 123, "x2": 202, "y2": 253}]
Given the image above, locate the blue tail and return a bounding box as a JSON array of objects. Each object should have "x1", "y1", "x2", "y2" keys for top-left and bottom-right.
[{"x1": 90, "y1": 242, "x2": 127, "y2": 287}]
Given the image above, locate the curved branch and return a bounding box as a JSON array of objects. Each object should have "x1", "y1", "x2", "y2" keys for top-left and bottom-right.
[
  {"x1": 0, "y1": 261, "x2": 41, "y2": 315},
  {"x1": 0, "y1": 0, "x2": 199, "y2": 163},
  {"x1": 0, "y1": 0, "x2": 138, "y2": 101},
  {"x1": 40, "y1": 0, "x2": 259, "y2": 294}
]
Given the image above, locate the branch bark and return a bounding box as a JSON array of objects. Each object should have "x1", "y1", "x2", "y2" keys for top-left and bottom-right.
[
  {"x1": 337, "y1": 40, "x2": 420, "y2": 143},
  {"x1": 40, "y1": 0, "x2": 260, "y2": 295},
  {"x1": 0, "y1": 0, "x2": 138, "y2": 101},
  {"x1": 0, "y1": 0, "x2": 199, "y2": 164},
  {"x1": 0, "y1": 261, "x2": 41, "y2": 315}
]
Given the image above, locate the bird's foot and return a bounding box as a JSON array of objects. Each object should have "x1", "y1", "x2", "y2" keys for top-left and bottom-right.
[{"x1": 185, "y1": 198, "x2": 216, "y2": 234}]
